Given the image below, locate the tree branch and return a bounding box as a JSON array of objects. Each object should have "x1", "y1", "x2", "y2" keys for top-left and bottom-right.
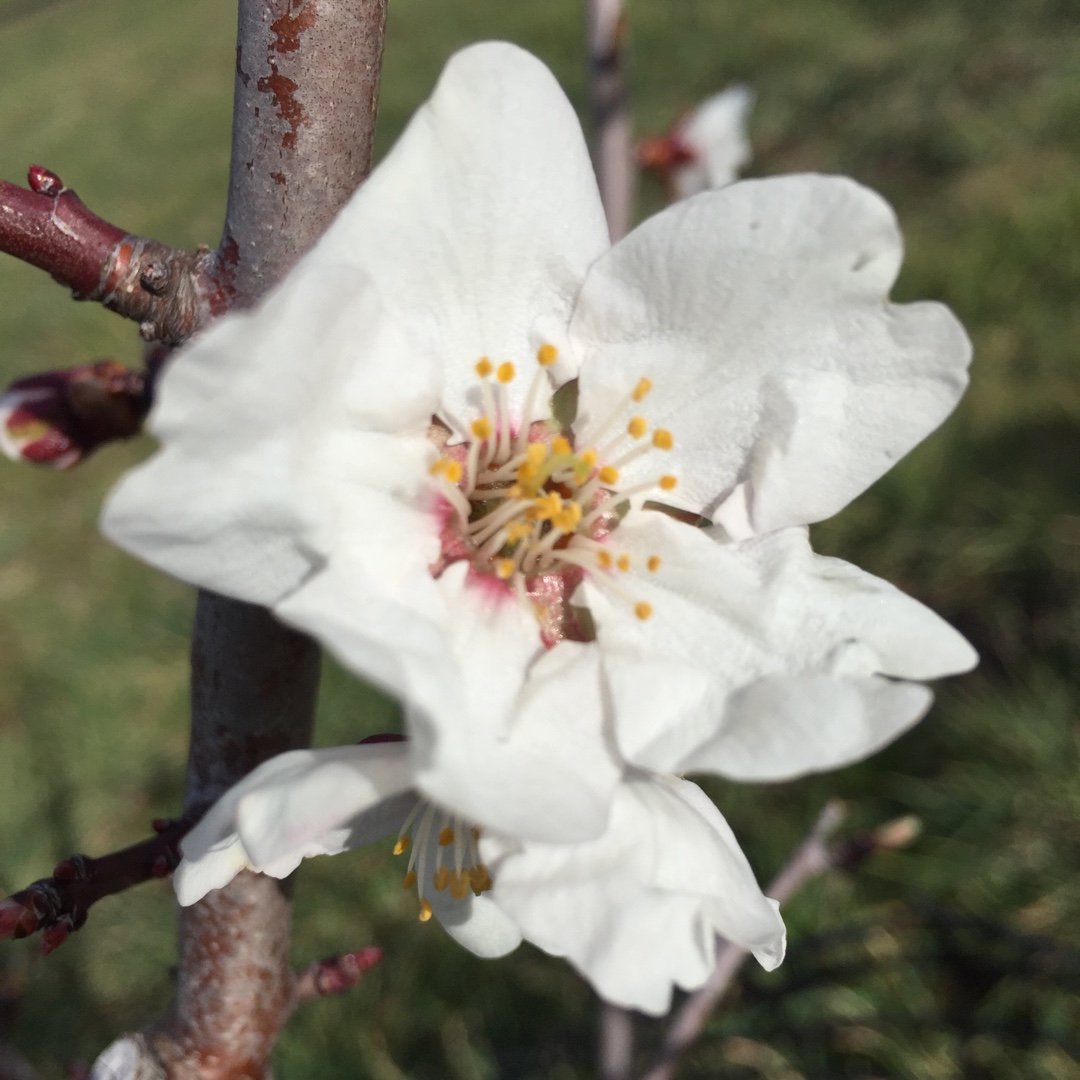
[
  {"x1": 0, "y1": 167, "x2": 234, "y2": 345},
  {"x1": 292, "y1": 947, "x2": 383, "y2": 1007},
  {"x1": 599, "y1": 1000, "x2": 635, "y2": 1080},
  {"x1": 585, "y1": 0, "x2": 635, "y2": 241},
  {"x1": 0, "y1": 820, "x2": 192, "y2": 954},
  {"x1": 641, "y1": 804, "x2": 921, "y2": 1080}
]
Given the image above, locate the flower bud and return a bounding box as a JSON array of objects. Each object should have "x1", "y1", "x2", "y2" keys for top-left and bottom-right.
[
  {"x1": 0, "y1": 360, "x2": 147, "y2": 469},
  {"x1": 0, "y1": 896, "x2": 37, "y2": 941}
]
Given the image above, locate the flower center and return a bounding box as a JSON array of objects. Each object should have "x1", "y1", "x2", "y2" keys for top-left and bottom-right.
[
  {"x1": 428, "y1": 345, "x2": 674, "y2": 624},
  {"x1": 393, "y1": 800, "x2": 492, "y2": 922}
]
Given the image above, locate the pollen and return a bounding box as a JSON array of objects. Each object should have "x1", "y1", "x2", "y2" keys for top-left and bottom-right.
[
  {"x1": 597, "y1": 550, "x2": 613, "y2": 570},
  {"x1": 552, "y1": 502, "x2": 583, "y2": 532},
  {"x1": 634, "y1": 602, "x2": 653, "y2": 621},
  {"x1": 598, "y1": 465, "x2": 620, "y2": 485},
  {"x1": 449, "y1": 871, "x2": 471, "y2": 900},
  {"x1": 617, "y1": 554, "x2": 631, "y2": 572},
  {"x1": 552, "y1": 436, "x2": 572, "y2": 456},
  {"x1": 659, "y1": 475, "x2": 678, "y2": 491},
  {"x1": 495, "y1": 558, "x2": 516, "y2": 579},
  {"x1": 647, "y1": 555, "x2": 662, "y2": 572},
  {"x1": 627, "y1": 416, "x2": 648, "y2": 439},
  {"x1": 433, "y1": 866, "x2": 450, "y2": 891},
  {"x1": 581, "y1": 449, "x2": 598, "y2": 467},
  {"x1": 393, "y1": 837, "x2": 410, "y2": 855},
  {"x1": 531, "y1": 491, "x2": 564, "y2": 521},
  {"x1": 444, "y1": 461, "x2": 463, "y2": 484},
  {"x1": 497, "y1": 361, "x2": 516, "y2": 384},
  {"x1": 537, "y1": 343, "x2": 558, "y2": 366},
  {"x1": 402, "y1": 870, "x2": 417, "y2": 889},
  {"x1": 652, "y1": 429, "x2": 673, "y2": 450},
  {"x1": 475, "y1": 358, "x2": 493, "y2": 378},
  {"x1": 526, "y1": 443, "x2": 547, "y2": 467},
  {"x1": 471, "y1": 418, "x2": 493, "y2": 440},
  {"x1": 419, "y1": 899, "x2": 434, "y2": 922},
  {"x1": 469, "y1": 865, "x2": 493, "y2": 894},
  {"x1": 438, "y1": 827, "x2": 455, "y2": 846},
  {"x1": 632, "y1": 377, "x2": 653, "y2": 402},
  {"x1": 505, "y1": 522, "x2": 532, "y2": 542}
]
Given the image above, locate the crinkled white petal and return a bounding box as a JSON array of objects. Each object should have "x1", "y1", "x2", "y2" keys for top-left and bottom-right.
[
  {"x1": 484, "y1": 773, "x2": 784, "y2": 1015},
  {"x1": 584, "y1": 509, "x2": 975, "y2": 778},
  {"x1": 673, "y1": 84, "x2": 754, "y2": 198},
  {"x1": 103, "y1": 266, "x2": 440, "y2": 606},
  {"x1": 572, "y1": 174, "x2": 972, "y2": 532},
  {"x1": 174, "y1": 744, "x2": 416, "y2": 906},
  {"x1": 306, "y1": 41, "x2": 609, "y2": 431}
]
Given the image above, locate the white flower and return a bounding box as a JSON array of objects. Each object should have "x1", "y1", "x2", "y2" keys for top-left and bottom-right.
[
  {"x1": 104, "y1": 43, "x2": 975, "y2": 853},
  {"x1": 174, "y1": 738, "x2": 785, "y2": 1015},
  {"x1": 638, "y1": 85, "x2": 754, "y2": 198}
]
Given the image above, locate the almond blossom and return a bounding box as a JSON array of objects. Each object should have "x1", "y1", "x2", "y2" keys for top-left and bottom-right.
[
  {"x1": 102, "y1": 40, "x2": 975, "y2": 1004},
  {"x1": 638, "y1": 85, "x2": 754, "y2": 198},
  {"x1": 173, "y1": 738, "x2": 785, "y2": 1015}
]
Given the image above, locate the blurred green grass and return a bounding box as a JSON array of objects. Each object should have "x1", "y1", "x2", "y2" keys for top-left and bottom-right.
[{"x1": 0, "y1": 0, "x2": 1079, "y2": 1076}]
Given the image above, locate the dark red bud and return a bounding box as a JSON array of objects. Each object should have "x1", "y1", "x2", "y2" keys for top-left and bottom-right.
[
  {"x1": 0, "y1": 898, "x2": 35, "y2": 940},
  {"x1": 27, "y1": 164, "x2": 64, "y2": 197},
  {"x1": 39, "y1": 922, "x2": 69, "y2": 955},
  {"x1": 151, "y1": 817, "x2": 175, "y2": 833},
  {"x1": 151, "y1": 856, "x2": 172, "y2": 879},
  {"x1": 52, "y1": 860, "x2": 78, "y2": 881}
]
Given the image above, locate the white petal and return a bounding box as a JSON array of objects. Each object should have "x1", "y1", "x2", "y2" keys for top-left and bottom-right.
[
  {"x1": 103, "y1": 266, "x2": 439, "y2": 606},
  {"x1": 572, "y1": 175, "x2": 971, "y2": 531},
  {"x1": 412, "y1": 565, "x2": 622, "y2": 843},
  {"x1": 235, "y1": 742, "x2": 416, "y2": 869},
  {"x1": 585, "y1": 510, "x2": 974, "y2": 778},
  {"x1": 174, "y1": 744, "x2": 415, "y2": 906},
  {"x1": 308, "y1": 41, "x2": 610, "y2": 431},
  {"x1": 426, "y1": 887, "x2": 523, "y2": 960},
  {"x1": 674, "y1": 85, "x2": 754, "y2": 197},
  {"x1": 485, "y1": 774, "x2": 784, "y2": 1015}
]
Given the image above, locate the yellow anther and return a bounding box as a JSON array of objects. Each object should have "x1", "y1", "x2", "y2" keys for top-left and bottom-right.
[
  {"x1": 531, "y1": 491, "x2": 564, "y2": 521},
  {"x1": 552, "y1": 436, "x2": 572, "y2": 456},
  {"x1": 652, "y1": 429, "x2": 673, "y2": 450},
  {"x1": 497, "y1": 361, "x2": 516, "y2": 384},
  {"x1": 632, "y1": 377, "x2": 653, "y2": 402},
  {"x1": 507, "y1": 484, "x2": 524, "y2": 499},
  {"x1": 475, "y1": 358, "x2": 493, "y2": 378},
  {"x1": 647, "y1": 555, "x2": 662, "y2": 573},
  {"x1": 471, "y1": 418, "x2": 493, "y2": 440},
  {"x1": 617, "y1": 554, "x2": 631, "y2": 572},
  {"x1": 581, "y1": 449, "x2": 598, "y2": 467},
  {"x1": 449, "y1": 871, "x2": 471, "y2": 900},
  {"x1": 597, "y1": 550, "x2": 613, "y2": 570},
  {"x1": 402, "y1": 870, "x2": 417, "y2": 889},
  {"x1": 433, "y1": 866, "x2": 450, "y2": 891},
  {"x1": 495, "y1": 558, "x2": 516, "y2": 579},
  {"x1": 526, "y1": 442, "x2": 547, "y2": 467},
  {"x1": 552, "y1": 503, "x2": 583, "y2": 533},
  {"x1": 598, "y1": 466, "x2": 620, "y2": 485},
  {"x1": 659, "y1": 475, "x2": 678, "y2": 491},
  {"x1": 505, "y1": 522, "x2": 532, "y2": 543},
  {"x1": 634, "y1": 602, "x2": 653, "y2": 621},
  {"x1": 429, "y1": 458, "x2": 448, "y2": 476},
  {"x1": 393, "y1": 836, "x2": 410, "y2": 855},
  {"x1": 438, "y1": 827, "x2": 455, "y2": 846},
  {"x1": 469, "y1": 865, "x2": 493, "y2": 894},
  {"x1": 419, "y1": 899, "x2": 434, "y2": 922},
  {"x1": 627, "y1": 416, "x2": 648, "y2": 439},
  {"x1": 537, "y1": 343, "x2": 558, "y2": 367},
  {"x1": 443, "y1": 461, "x2": 463, "y2": 485}
]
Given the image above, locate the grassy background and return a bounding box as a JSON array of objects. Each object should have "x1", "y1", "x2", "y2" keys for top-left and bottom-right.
[{"x1": 1, "y1": 0, "x2": 1078, "y2": 1076}]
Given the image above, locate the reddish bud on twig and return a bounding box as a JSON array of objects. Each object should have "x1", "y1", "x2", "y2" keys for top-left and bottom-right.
[
  {"x1": 0, "y1": 359, "x2": 148, "y2": 469},
  {"x1": 27, "y1": 164, "x2": 64, "y2": 197},
  {"x1": 0, "y1": 898, "x2": 37, "y2": 941},
  {"x1": 39, "y1": 920, "x2": 71, "y2": 956},
  {"x1": 294, "y1": 946, "x2": 383, "y2": 1005}
]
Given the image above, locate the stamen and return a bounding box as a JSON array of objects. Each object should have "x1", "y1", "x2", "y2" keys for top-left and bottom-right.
[
  {"x1": 402, "y1": 870, "x2": 417, "y2": 889},
  {"x1": 627, "y1": 416, "x2": 648, "y2": 439},
  {"x1": 647, "y1": 555, "x2": 662, "y2": 572},
  {"x1": 617, "y1": 554, "x2": 631, "y2": 572},
  {"x1": 393, "y1": 837, "x2": 410, "y2": 855},
  {"x1": 652, "y1": 429, "x2": 673, "y2": 450},
  {"x1": 659, "y1": 475, "x2": 678, "y2": 491},
  {"x1": 433, "y1": 865, "x2": 450, "y2": 891},
  {"x1": 471, "y1": 418, "x2": 493, "y2": 441},
  {"x1": 598, "y1": 465, "x2": 619, "y2": 485},
  {"x1": 537, "y1": 344, "x2": 558, "y2": 367},
  {"x1": 632, "y1": 377, "x2": 653, "y2": 402},
  {"x1": 635, "y1": 601, "x2": 653, "y2": 621},
  {"x1": 497, "y1": 362, "x2": 516, "y2": 384},
  {"x1": 438, "y1": 827, "x2": 455, "y2": 846},
  {"x1": 419, "y1": 899, "x2": 433, "y2": 922},
  {"x1": 475, "y1": 358, "x2": 493, "y2": 378}
]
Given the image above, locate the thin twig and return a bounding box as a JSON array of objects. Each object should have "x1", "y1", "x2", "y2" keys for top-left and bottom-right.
[
  {"x1": 641, "y1": 803, "x2": 922, "y2": 1080},
  {"x1": 585, "y1": 0, "x2": 635, "y2": 241},
  {"x1": 598, "y1": 1001, "x2": 635, "y2": 1080},
  {"x1": 0, "y1": 168, "x2": 234, "y2": 345},
  {"x1": 0, "y1": 819, "x2": 192, "y2": 954}
]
